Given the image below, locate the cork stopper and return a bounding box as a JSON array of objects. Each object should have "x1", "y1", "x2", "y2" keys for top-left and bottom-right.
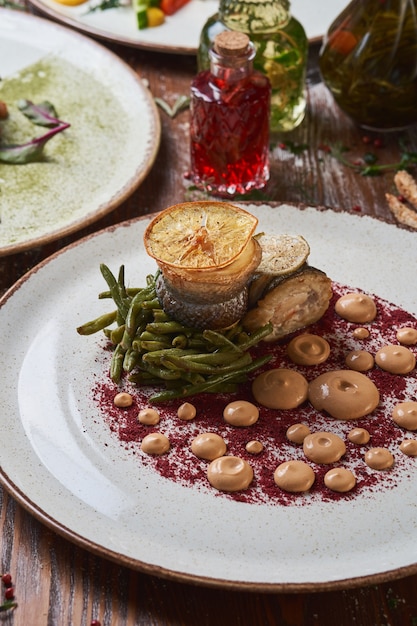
[{"x1": 214, "y1": 31, "x2": 250, "y2": 56}]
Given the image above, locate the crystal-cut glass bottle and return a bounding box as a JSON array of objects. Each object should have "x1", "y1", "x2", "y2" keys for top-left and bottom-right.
[
  {"x1": 189, "y1": 31, "x2": 271, "y2": 196},
  {"x1": 319, "y1": 0, "x2": 417, "y2": 130},
  {"x1": 197, "y1": 0, "x2": 308, "y2": 132}
]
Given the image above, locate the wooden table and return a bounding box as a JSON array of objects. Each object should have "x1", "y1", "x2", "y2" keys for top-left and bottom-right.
[{"x1": 1, "y1": 4, "x2": 417, "y2": 624}]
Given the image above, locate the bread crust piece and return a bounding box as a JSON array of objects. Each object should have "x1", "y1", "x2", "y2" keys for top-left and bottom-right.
[
  {"x1": 394, "y1": 170, "x2": 417, "y2": 208},
  {"x1": 386, "y1": 193, "x2": 417, "y2": 229}
]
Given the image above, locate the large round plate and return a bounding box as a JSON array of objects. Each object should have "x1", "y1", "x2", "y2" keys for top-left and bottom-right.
[
  {"x1": 27, "y1": 0, "x2": 349, "y2": 53},
  {"x1": 1, "y1": 204, "x2": 417, "y2": 590},
  {"x1": 0, "y1": 9, "x2": 160, "y2": 256}
]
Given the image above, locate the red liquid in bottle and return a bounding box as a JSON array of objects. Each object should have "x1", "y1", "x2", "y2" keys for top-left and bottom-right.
[{"x1": 189, "y1": 33, "x2": 271, "y2": 197}]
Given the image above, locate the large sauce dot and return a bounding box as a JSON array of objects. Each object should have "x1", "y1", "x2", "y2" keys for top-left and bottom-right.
[
  {"x1": 273, "y1": 460, "x2": 315, "y2": 493},
  {"x1": 286, "y1": 334, "x2": 330, "y2": 365},
  {"x1": 324, "y1": 468, "x2": 356, "y2": 493},
  {"x1": 141, "y1": 432, "x2": 170, "y2": 455},
  {"x1": 223, "y1": 400, "x2": 259, "y2": 426},
  {"x1": 207, "y1": 456, "x2": 253, "y2": 492},
  {"x1": 392, "y1": 401, "x2": 417, "y2": 430},
  {"x1": 375, "y1": 345, "x2": 416, "y2": 374},
  {"x1": 252, "y1": 368, "x2": 308, "y2": 409},
  {"x1": 364, "y1": 447, "x2": 394, "y2": 470},
  {"x1": 308, "y1": 370, "x2": 379, "y2": 420},
  {"x1": 303, "y1": 431, "x2": 346, "y2": 464},
  {"x1": 191, "y1": 432, "x2": 227, "y2": 460},
  {"x1": 335, "y1": 292, "x2": 377, "y2": 323}
]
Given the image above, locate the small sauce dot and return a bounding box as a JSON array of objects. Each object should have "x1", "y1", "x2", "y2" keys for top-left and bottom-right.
[
  {"x1": 353, "y1": 327, "x2": 370, "y2": 339},
  {"x1": 141, "y1": 432, "x2": 170, "y2": 455},
  {"x1": 138, "y1": 407, "x2": 160, "y2": 425},
  {"x1": 348, "y1": 427, "x2": 370, "y2": 445},
  {"x1": 177, "y1": 402, "x2": 197, "y2": 421},
  {"x1": 286, "y1": 423, "x2": 311, "y2": 444},
  {"x1": 399, "y1": 439, "x2": 417, "y2": 456},
  {"x1": 114, "y1": 392, "x2": 133, "y2": 408},
  {"x1": 396, "y1": 327, "x2": 417, "y2": 345},
  {"x1": 324, "y1": 467, "x2": 356, "y2": 493},
  {"x1": 245, "y1": 440, "x2": 264, "y2": 454},
  {"x1": 345, "y1": 350, "x2": 374, "y2": 372},
  {"x1": 364, "y1": 447, "x2": 394, "y2": 470}
]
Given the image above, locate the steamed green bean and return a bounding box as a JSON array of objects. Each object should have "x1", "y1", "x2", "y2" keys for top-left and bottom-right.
[{"x1": 77, "y1": 265, "x2": 273, "y2": 401}]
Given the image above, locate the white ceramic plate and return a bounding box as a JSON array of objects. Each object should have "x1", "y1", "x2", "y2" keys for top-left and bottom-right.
[
  {"x1": 0, "y1": 9, "x2": 160, "y2": 256},
  {"x1": 1, "y1": 203, "x2": 416, "y2": 590},
  {"x1": 27, "y1": 0, "x2": 349, "y2": 53}
]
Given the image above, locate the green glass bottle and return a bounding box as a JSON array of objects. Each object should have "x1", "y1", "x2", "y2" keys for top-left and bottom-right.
[
  {"x1": 319, "y1": 0, "x2": 417, "y2": 130},
  {"x1": 197, "y1": 0, "x2": 308, "y2": 132}
]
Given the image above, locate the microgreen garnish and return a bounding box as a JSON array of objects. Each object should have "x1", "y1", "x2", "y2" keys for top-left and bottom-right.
[
  {"x1": 85, "y1": 0, "x2": 122, "y2": 13},
  {"x1": 154, "y1": 95, "x2": 190, "y2": 118},
  {"x1": 0, "y1": 99, "x2": 70, "y2": 164}
]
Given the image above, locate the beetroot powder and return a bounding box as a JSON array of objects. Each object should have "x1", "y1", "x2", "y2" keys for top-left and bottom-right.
[{"x1": 92, "y1": 283, "x2": 417, "y2": 507}]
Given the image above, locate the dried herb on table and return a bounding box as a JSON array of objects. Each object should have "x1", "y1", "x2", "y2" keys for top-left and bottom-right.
[
  {"x1": 319, "y1": 140, "x2": 417, "y2": 177},
  {"x1": 154, "y1": 95, "x2": 190, "y2": 118}
]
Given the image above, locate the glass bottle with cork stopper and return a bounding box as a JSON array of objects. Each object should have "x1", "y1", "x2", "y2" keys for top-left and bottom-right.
[
  {"x1": 197, "y1": 0, "x2": 307, "y2": 133},
  {"x1": 189, "y1": 30, "x2": 271, "y2": 197},
  {"x1": 319, "y1": 0, "x2": 417, "y2": 130}
]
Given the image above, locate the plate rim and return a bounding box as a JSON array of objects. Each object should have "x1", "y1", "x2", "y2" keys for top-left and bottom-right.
[
  {"x1": 27, "y1": 0, "x2": 217, "y2": 54},
  {"x1": 0, "y1": 8, "x2": 161, "y2": 257},
  {"x1": 27, "y1": 0, "x2": 340, "y2": 52},
  {"x1": 1, "y1": 204, "x2": 417, "y2": 592}
]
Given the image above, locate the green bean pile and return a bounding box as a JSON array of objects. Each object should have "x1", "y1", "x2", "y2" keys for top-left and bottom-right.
[{"x1": 77, "y1": 264, "x2": 273, "y2": 403}]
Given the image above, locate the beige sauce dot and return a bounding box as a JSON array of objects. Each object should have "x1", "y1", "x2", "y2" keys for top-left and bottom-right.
[
  {"x1": 252, "y1": 368, "x2": 308, "y2": 410},
  {"x1": 273, "y1": 460, "x2": 315, "y2": 492},
  {"x1": 223, "y1": 400, "x2": 259, "y2": 426},
  {"x1": 353, "y1": 327, "x2": 370, "y2": 339},
  {"x1": 396, "y1": 327, "x2": 417, "y2": 346},
  {"x1": 138, "y1": 407, "x2": 160, "y2": 425},
  {"x1": 286, "y1": 423, "x2": 311, "y2": 444},
  {"x1": 399, "y1": 439, "x2": 417, "y2": 456},
  {"x1": 303, "y1": 431, "x2": 346, "y2": 464},
  {"x1": 345, "y1": 350, "x2": 374, "y2": 372},
  {"x1": 308, "y1": 370, "x2": 380, "y2": 420},
  {"x1": 335, "y1": 292, "x2": 377, "y2": 323},
  {"x1": 324, "y1": 468, "x2": 356, "y2": 493},
  {"x1": 392, "y1": 401, "x2": 417, "y2": 430},
  {"x1": 348, "y1": 427, "x2": 371, "y2": 445},
  {"x1": 207, "y1": 456, "x2": 253, "y2": 492},
  {"x1": 375, "y1": 344, "x2": 416, "y2": 374},
  {"x1": 177, "y1": 402, "x2": 197, "y2": 421},
  {"x1": 141, "y1": 432, "x2": 170, "y2": 455},
  {"x1": 245, "y1": 440, "x2": 264, "y2": 454},
  {"x1": 364, "y1": 447, "x2": 394, "y2": 470},
  {"x1": 191, "y1": 432, "x2": 227, "y2": 460},
  {"x1": 114, "y1": 392, "x2": 133, "y2": 408},
  {"x1": 287, "y1": 334, "x2": 330, "y2": 366}
]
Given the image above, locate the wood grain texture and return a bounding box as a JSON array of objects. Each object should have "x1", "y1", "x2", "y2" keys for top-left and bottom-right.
[{"x1": 1, "y1": 4, "x2": 417, "y2": 624}]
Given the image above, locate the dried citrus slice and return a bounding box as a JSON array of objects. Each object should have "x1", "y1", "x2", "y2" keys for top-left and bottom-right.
[
  {"x1": 255, "y1": 233, "x2": 310, "y2": 276},
  {"x1": 144, "y1": 201, "x2": 258, "y2": 270}
]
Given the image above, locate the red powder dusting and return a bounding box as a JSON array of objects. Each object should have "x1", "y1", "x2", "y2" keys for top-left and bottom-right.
[{"x1": 92, "y1": 282, "x2": 417, "y2": 506}]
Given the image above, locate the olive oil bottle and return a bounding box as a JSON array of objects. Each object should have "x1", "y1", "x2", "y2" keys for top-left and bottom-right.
[
  {"x1": 197, "y1": 0, "x2": 308, "y2": 133},
  {"x1": 319, "y1": 0, "x2": 417, "y2": 130}
]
